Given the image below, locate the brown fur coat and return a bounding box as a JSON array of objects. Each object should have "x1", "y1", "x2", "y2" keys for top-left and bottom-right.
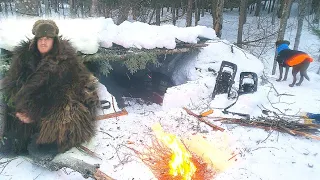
[{"x1": 2, "y1": 37, "x2": 99, "y2": 153}]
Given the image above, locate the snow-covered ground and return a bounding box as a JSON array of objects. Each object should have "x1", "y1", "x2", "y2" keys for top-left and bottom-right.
[{"x1": 1, "y1": 5, "x2": 320, "y2": 180}]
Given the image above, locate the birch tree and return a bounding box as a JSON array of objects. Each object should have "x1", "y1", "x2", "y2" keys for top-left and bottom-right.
[{"x1": 272, "y1": 0, "x2": 293, "y2": 75}]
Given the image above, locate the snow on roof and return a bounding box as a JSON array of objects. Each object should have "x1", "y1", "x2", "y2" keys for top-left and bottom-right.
[{"x1": 0, "y1": 17, "x2": 217, "y2": 54}]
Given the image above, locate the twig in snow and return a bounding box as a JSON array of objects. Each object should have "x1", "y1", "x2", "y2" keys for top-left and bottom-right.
[
  {"x1": 33, "y1": 172, "x2": 42, "y2": 180},
  {"x1": 98, "y1": 130, "x2": 114, "y2": 139},
  {"x1": 111, "y1": 144, "x2": 133, "y2": 169},
  {"x1": 259, "y1": 130, "x2": 274, "y2": 144},
  {"x1": 251, "y1": 146, "x2": 280, "y2": 152},
  {"x1": 0, "y1": 158, "x2": 16, "y2": 174}
]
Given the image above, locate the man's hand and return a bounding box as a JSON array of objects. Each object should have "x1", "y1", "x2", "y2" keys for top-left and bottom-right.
[{"x1": 16, "y1": 112, "x2": 33, "y2": 123}]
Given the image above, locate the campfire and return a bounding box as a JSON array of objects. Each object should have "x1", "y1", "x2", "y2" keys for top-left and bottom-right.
[{"x1": 133, "y1": 123, "x2": 236, "y2": 180}]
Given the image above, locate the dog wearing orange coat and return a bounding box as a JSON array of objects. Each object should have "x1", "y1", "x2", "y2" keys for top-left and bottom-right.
[{"x1": 275, "y1": 40, "x2": 313, "y2": 87}]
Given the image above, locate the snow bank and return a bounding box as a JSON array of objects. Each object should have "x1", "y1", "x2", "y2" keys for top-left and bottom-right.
[{"x1": 0, "y1": 17, "x2": 217, "y2": 54}]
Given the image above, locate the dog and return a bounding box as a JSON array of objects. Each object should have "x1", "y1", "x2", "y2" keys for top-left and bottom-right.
[{"x1": 275, "y1": 40, "x2": 313, "y2": 87}]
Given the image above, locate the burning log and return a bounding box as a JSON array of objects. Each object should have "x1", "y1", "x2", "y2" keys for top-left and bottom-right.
[{"x1": 183, "y1": 107, "x2": 225, "y2": 132}]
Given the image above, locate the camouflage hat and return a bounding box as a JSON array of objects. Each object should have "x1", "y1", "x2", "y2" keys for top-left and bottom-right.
[{"x1": 32, "y1": 19, "x2": 59, "y2": 38}]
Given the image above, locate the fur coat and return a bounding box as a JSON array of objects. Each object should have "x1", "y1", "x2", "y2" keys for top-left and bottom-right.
[{"x1": 2, "y1": 37, "x2": 99, "y2": 153}]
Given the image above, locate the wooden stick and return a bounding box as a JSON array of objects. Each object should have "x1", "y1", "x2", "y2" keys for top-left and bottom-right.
[
  {"x1": 199, "y1": 117, "x2": 225, "y2": 132},
  {"x1": 78, "y1": 145, "x2": 102, "y2": 160},
  {"x1": 96, "y1": 109, "x2": 128, "y2": 120},
  {"x1": 94, "y1": 169, "x2": 115, "y2": 180},
  {"x1": 278, "y1": 125, "x2": 296, "y2": 136},
  {"x1": 183, "y1": 107, "x2": 200, "y2": 118},
  {"x1": 182, "y1": 107, "x2": 225, "y2": 131},
  {"x1": 291, "y1": 130, "x2": 320, "y2": 141}
]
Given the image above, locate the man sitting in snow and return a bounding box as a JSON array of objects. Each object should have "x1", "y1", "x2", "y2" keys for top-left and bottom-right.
[
  {"x1": 0, "y1": 19, "x2": 100, "y2": 154},
  {"x1": 275, "y1": 40, "x2": 313, "y2": 87}
]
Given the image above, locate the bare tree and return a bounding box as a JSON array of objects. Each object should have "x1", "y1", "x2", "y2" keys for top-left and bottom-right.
[
  {"x1": 186, "y1": 0, "x2": 193, "y2": 27},
  {"x1": 294, "y1": 0, "x2": 307, "y2": 50},
  {"x1": 237, "y1": 0, "x2": 247, "y2": 48}
]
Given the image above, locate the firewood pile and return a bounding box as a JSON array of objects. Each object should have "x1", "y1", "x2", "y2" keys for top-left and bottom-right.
[
  {"x1": 183, "y1": 107, "x2": 320, "y2": 141},
  {"x1": 218, "y1": 109, "x2": 320, "y2": 141}
]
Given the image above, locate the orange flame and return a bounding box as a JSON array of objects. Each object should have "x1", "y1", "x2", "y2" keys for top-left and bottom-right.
[
  {"x1": 183, "y1": 133, "x2": 236, "y2": 172},
  {"x1": 152, "y1": 123, "x2": 196, "y2": 180},
  {"x1": 134, "y1": 123, "x2": 236, "y2": 180}
]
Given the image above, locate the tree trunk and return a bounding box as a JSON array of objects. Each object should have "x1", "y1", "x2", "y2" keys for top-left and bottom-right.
[
  {"x1": 172, "y1": 3, "x2": 176, "y2": 25},
  {"x1": 161, "y1": 7, "x2": 164, "y2": 16},
  {"x1": 254, "y1": 0, "x2": 262, "y2": 16},
  {"x1": 156, "y1": 3, "x2": 161, "y2": 25},
  {"x1": 212, "y1": 0, "x2": 217, "y2": 22},
  {"x1": 195, "y1": 0, "x2": 199, "y2": 26},
  {"x1": 61, "y1": 0, "x2": 65, "y2": 17},
  {"x1": 237, "y1": 0, "x2": 247, "y2": 48},
  {"x1": 214, "y1": 0, "x2": 224, "y2": 38},
  {"x1": 117, "y1": 1, "x2": 130, "y2": 25},
  {"x1": 271, "y1": 0, "x2": 276, "y2": 12},
  {"x1": 271, "y1": 0, "x2": 279, "y2": 25},
  {"x1": 278, "y1": 0, "x2": 285, "y2": 18},
  {"x1": 52, "y1": 0, "x2": 59, "y2": 13},
  {"x1": 44, "y1": 0, "x2": 50, "y2": 17},
  {"x1": 69, "y1": 0, "x2": 76, "y2": 18},
  {"x1": 315, "y1": 1, "x2": 320, "y2": 24},
  {"x1": 244, "y1": 0, "x2": 248, "y2": 23},
  {"x1": 90, "y1": 0, "x2": 98, "y2": 17},
  {"x1": 182, "y1": 1, "x2": 186, "y2": 15},
  {"x1": 201, "y1": 0, "x2": 205, "y2": 17},
  {"x1": 268, "y1": 0, "x2": 272, "y2": 13},
  {"x1": 4, "y1": 0, "x2": 9, "y2": 17},
  {"x1": 148, "y1": 8, "x2": 156, "y2": 24},
  {"x1": 294, "y1": 0, "x2": 307, "y2": 50},
  {"x1": 186, "y1": 0, "x2": 193, "y2": 27},
  {"x1": 272, "y1": 0, "x2": 293, "y2": 75},
  {"x1": 176, "y1": 6, "x2": 179, "y2": 19},
  {"x1": 277, "y1": 0, "x2": 293, "y2": 40}
]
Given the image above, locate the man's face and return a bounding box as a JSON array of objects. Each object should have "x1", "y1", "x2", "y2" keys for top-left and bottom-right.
[{"x1": 37, "y1": 37, "x2": 54, "y2": 54}]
